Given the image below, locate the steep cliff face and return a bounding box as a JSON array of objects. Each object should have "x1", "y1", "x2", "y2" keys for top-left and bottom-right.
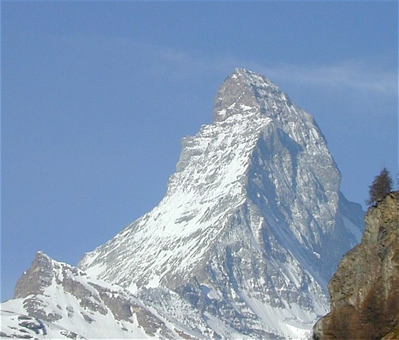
[{"x1": 313, "y1": 191, "x2": 399, "y2": 340}]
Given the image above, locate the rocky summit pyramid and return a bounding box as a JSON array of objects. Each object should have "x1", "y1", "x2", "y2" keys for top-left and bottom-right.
[{"x1": 1, "y1": 68, "x2": 364, "y2": 339}]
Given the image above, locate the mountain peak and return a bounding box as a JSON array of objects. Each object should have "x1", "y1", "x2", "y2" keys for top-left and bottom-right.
[
  {"x1": 14, "y1": 251, "x2": 54, "y2": 299},
  {"x1": 232, "y1": 67, "x2": 271, "y2": 82},
  {"x1": 212, "y1": 68, "x2": 290, "y2": 123},
  {"x1": 76, "y1": 69, "x2": 365, "y2": 338},
  {"x1": 2, "y1": 69, "x2": 365, "y2": 339}
]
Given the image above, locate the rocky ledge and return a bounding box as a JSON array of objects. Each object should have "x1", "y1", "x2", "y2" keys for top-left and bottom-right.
[{"x1": 313, "y1": 191, "x2": 399, "y2": 340}]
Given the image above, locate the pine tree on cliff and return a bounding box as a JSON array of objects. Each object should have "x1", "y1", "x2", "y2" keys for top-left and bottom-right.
[{"x1": 367, "y1": 167, "x2": 393, "y2": 206}]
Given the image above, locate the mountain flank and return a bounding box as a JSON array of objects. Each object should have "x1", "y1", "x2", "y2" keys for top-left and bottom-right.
[{"x1": 313, "y1": 191, "x2": 399, "y2": 340}]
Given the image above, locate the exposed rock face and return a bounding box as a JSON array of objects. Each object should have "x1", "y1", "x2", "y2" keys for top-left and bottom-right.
[{"x1": 313, "y1": 192, "x2": 399, "y2": 340}]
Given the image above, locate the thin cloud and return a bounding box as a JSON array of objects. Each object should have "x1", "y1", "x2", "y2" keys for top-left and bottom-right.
[
  {"x1": 31, "y1": 33, "x2": 397, "y2": 98},
  {"x1": 151, "y1": 44, "x2": 397, "y2": 97},
  {"x1": 253, "y1": 61, "x2": 397, "y2": 96},
  {"x1": 87, "y1": 35, "x2": 396, "y2": 98}
]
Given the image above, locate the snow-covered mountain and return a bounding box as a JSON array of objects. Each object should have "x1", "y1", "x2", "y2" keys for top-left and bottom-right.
[
  {"x1": 1, "y1": 68, "x2": 364, "y2": 339},
  {"x1": 1, "y1": 252, "x2": 215, "y2": 339}
]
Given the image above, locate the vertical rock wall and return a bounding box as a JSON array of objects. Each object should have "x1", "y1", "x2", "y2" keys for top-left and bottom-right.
[{"x1": 313, "y1": 192, "x2": 399, "y2": 340}]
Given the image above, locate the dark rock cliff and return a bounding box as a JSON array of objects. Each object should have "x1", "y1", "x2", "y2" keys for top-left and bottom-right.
[{"x1": 313, "y1": 191, "x2": 399, "y2": 340}]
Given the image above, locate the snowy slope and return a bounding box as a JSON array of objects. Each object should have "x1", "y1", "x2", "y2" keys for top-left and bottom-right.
[
  {"x1": 1, "y1": 69, "x2": 364, "y2": 339},
  {"x1": 80, "y1": 111, "x2": 273, "y2": 291}
]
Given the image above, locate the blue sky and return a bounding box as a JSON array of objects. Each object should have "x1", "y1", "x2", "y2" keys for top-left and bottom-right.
[{"x1": 2, "y1": 1, "x2": 397, "y2": 301}]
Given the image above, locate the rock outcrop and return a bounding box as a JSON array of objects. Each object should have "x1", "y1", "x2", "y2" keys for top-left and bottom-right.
[{"x1": 313, "y1": 191, "x2": 399, "y2": 340}]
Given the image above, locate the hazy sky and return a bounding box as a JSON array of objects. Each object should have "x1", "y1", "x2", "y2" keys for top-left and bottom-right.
[{"x1": 2, "y1": 1, "x2": 397, "y2": 301}]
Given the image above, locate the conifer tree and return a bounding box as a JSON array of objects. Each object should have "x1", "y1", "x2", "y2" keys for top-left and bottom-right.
[{"x1": 366, "y1": 167, "x2": 393, "y2": 206}]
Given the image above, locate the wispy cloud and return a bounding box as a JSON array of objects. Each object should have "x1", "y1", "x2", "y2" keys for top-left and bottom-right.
[
  {"x1": 73, "y1": 34, "x2": 396, "y2": 98},
  {"x1": 252, "y1": 61, "x2": 397, "y2": 96},
  {"x1": 147, "y1": 43, "x2": 397, "y2": 97}
]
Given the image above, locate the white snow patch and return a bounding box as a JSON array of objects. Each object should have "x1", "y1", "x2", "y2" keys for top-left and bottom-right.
[
  {"x1": 240, "y1": 104, "x2": 253, "y2": 111},
  {"x1": 239, "y1": 289, "x2": 316, "y2": 339}
]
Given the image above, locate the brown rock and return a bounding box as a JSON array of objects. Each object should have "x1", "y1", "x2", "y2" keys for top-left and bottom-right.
[{"x1": 314, "y1": 192, "x2": 399, "y2": 340}]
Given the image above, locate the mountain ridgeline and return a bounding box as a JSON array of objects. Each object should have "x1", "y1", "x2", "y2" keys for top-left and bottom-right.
[{"x1": 1, "y1": 69, "x2": 364, "y2": 339}]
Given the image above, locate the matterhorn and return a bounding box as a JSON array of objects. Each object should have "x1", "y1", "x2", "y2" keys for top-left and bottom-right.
[{"x1": 1, "y1": 68, "x2": 364, "y2": 339}]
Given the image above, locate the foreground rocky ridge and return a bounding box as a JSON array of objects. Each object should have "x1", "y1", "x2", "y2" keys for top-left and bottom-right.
[
  {"x1": 1, "y1": 69, "x2": 364, "y2": 339},
  {"x1": 313, "y1": 191, "x2": 399, "y2": 340}
]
